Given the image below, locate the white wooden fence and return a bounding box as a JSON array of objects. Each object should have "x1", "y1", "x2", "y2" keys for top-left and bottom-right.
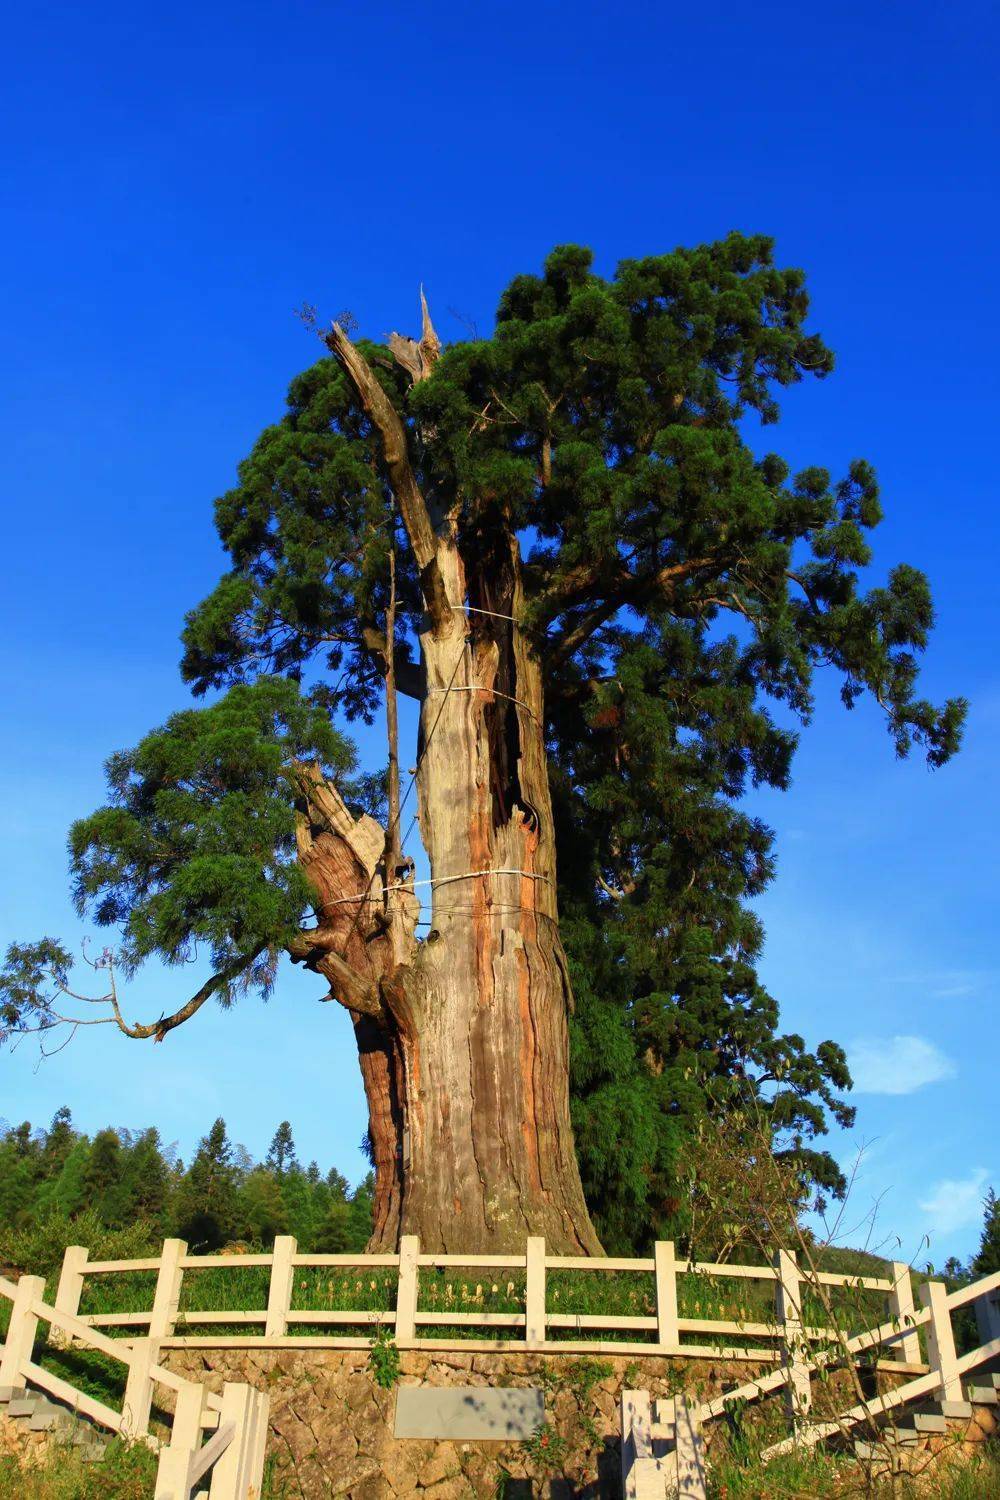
[
  {"x1": 620, "y1": 1266, "x2": 1000, "y2": 1498},
  {"x1": 0, "y1": 1272, "x2": 268, "y2": 1499},
  {"x1": 52, "y1": 1233, "x2": 924, "y2": 1366}
]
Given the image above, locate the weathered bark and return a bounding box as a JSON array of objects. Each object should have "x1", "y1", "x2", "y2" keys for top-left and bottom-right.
[
  {"x1": 377, "y1": 533, "x2": 599, "y2": 1251},
  {"x1": 300, "y1": 319, "x2": 602, "y2": 1254},
  {"x1": 291, "y1": 534, "x2": 601, "y2": 1252}
]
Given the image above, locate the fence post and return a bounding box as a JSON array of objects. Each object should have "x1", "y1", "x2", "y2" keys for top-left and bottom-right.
[
  {"x1": 155, "y1": 1378, "x2": 208, "y2": 1500},
  {"x1": 121, "y1": 1334, "x2": 157, "y2": 1439},
  {"x1": 0, "y1": 1275, "x2": 45, "y2": 1391},
  {"x1": 525, "y1": 1236, "x2": 546, "y2": 1348},
  {"x1": 265, "y1": 1235, "x2": 297, "y2": 1339},
  {"x1": 246, "y1": 1384, "x2": 270, "y2": 1500},
  {"x1": 975, "y1": 1286, "x2": 1000, "y2": 1347},
  {"x1": 395, "y1": 1235, "x2": 419, "y2": 1345},
  {"x1": 920, "y1": 1279, "x2": 963, "y2": 1403},
  {"x1": 55, "y1": 1245, "x2": 88, "y2": 1322},
  {"x1": 620, "y1": 1388, "x2": 660, "y2": 1500},
  {"x1": 774, "y1": 1249, "x2": 811, "y2": 1425},
  {"x1": 888, "y1": 1261, "x2": 921, "y2": 1365},
  {"x1": 207, "y1": 1381, "x2": 267, "y2": 1500},
  {"x1": 654, "y1": 1239, "x2": 679, "y2": 1352},
  {"x1": 51, "y1": 1245, "x2": 89, "y2": 1348},
  {"x1": 149, "y1": 1238, "x2": 187, "y2": 1340},
  {"x1": 673, "y1": 1392, "x2": 708, "y2": 1500}
]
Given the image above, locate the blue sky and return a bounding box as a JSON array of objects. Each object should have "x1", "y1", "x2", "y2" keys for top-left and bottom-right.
[{"x1": 2, "y1": 0, "x2": 997, "y2": 1266}]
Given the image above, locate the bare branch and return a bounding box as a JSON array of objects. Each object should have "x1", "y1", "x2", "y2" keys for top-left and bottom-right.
[
  {"x1": 6, "y1": 943, "x2": 268, "y2": 1055},
  {"x1": 324, "y1": 324, "x2": 439, "y2": 574},
  {"x1": 387, "y1": 288, "x2": 442, "y2": 386},
  {"x1": 419, "y1": 285, "x2": 441, "y2": 365}
]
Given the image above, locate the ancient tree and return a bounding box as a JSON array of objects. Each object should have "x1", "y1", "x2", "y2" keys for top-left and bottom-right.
[{"x1": 1, "y1": 239, "x2": 964, "y2": 1253}]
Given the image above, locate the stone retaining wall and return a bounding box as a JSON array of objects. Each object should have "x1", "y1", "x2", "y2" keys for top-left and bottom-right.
[{"x1": 163, "y1": 1348, "x2": 773, "y2": 1498}]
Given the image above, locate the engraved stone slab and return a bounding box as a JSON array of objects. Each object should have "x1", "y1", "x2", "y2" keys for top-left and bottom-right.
[{"x1": 394, "y1": 1386, "x2": 544, "y2": 1440}]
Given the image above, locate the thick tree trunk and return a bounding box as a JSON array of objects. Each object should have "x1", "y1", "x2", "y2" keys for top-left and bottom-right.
[
  {"x1": 364, "y1": 536, "x2": 600, "y2": 1253},
  {"x1": 296, "y1": 534, "x2": 601, "y2": 1253}
]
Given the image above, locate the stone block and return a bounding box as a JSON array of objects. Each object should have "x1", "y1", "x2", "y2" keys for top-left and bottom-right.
[
  {"x1": 417, "y1": 1443, "x2": 460, "y2": 1487},
  {"x1": 394, "y1": 1386, "x2": 544, "y2": 1441},
  {"x1": 423, "y1": 1480, "x2": 470, "y2": 1500}
]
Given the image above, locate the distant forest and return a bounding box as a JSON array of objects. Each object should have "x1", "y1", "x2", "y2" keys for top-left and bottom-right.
[{"x1": 0, "y1": 1108, "x2": 374, "y2": 1274}]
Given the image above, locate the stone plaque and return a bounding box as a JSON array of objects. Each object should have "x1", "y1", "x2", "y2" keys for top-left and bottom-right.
[{"x1": 394, "y1": 1386, "x2": 545, "y2": 1441}]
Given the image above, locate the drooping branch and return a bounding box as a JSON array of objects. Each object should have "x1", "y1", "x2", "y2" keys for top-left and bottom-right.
[
  {"x1": 1, "y1": 940, "x2": 268, "y2": 1050},
  {"x1": 110, "y1": 947, "x2": 269, "y2": 1040}
]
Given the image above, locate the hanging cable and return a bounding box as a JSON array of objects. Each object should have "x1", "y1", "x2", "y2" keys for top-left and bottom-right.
[{"x1": 424, "y1": 684, "x2": 539, "y2": 720}]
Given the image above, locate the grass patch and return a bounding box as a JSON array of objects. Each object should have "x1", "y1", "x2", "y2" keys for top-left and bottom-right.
[
  {"x1": 707, "y1": 1444, "x2": 850, "y2": 1497},
  {"x1": 549, "y1": 1268, "x2": 654, "y2": 1319},
  {"x1": 705, "y1": 1440, "x2": 1000, "y2": 1498},
  {"x1": 179, "y1": 1264, "x2": 270, "y2": 1314},
  {"x1": 0, "y1": 1439, "x2": 157, "y2": 1500},
  {"x1": 416, "y1": 1266, "x2": 524, "y2": 1342},
  {"x1": 79, "y1": 1272, "x2": 156, "y2": 1326},
  {"x1": 0, "y1": 1438, "x2": 294, "y2": 1499}
]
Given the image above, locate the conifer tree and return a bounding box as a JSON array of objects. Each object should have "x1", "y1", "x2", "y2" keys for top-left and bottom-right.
[
  {"x1": 174, "y1": 1118, "x2": 238, "y2": 1250},
  {"x1": 973, "y1": 1188, "x2": 1000, "y2": 1279},
  {"x1": 39, "y1": 1137, "x2": 90, "y2": 1221},
  {"x1": 236, "y1": 1168, "x2": 288, "y2": 1245},
  {"x1": 41, "y1": 1107, "x2": 74, "y2": 1177},
  {"x1": 280, "y1": 1167, "x2": 316, "y2": 1245},
  {"x1": 83, "y1": 1130, "x2": 126, "y2": 1226},
  {"x1": 0, "y1": 238, "x2": 964, "y2": 1252},
  {"x1": 122, "y1": 1128, "x2": 171, "y2": 1227},
  {"x1": 315, "y1": 1196, "x2": 352, "y2": 1253},
  {"x1": 265, "y1": 1122, "x2": 298, "y2": 1178}
]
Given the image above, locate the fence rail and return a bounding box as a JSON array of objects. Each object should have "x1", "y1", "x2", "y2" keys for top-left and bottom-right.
[
  {"x1": 0, "y1": 1272, "x2": 268, "y2": 1499},
  {"x1": 52, "y1": 1233, "x2": 926, "y2": 1365},
  {"x1": 621, "y1": 1265, "x2": 1000, "y2": 1498}
]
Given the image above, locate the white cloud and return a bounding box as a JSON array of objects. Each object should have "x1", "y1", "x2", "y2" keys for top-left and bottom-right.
[
  {"x1": 849, "y1": 1036, "x2": 957, "y2": 1095},
  {"x1": 919, "y1": 1169, "x2": 991, "y2": 1238},
  {"x1": 888, "y1": 968, "x2": 995, "y2": 999}
]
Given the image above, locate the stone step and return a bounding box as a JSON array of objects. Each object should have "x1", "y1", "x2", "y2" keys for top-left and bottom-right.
[
  {"x1": 965, "y1": 1384, "x2": 999, "y2": 1405},
  {"x1": 7, "y1": 1397, "x2": 39, "y2": 1418},
  {"x1": 883, "y1": 1426, "x2": 920, "y2": 1445},
  {"x1": 29, "y1": 1405, "x2": 75, "y2": 1432},
  {"x1": 915, "y1": 1399, "x2": 973, "y2": 1420},
  {"x1": 896, "y1": 1411, "x2": 947, "y2": 1434},
  {"x1": 2, "y1": 1382, "x2": 106, "y2": 1455}
]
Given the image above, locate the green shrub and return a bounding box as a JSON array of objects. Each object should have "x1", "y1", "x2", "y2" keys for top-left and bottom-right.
[
  {"x1": 367, "y1": 1327, "x2": 401, "y2": 1389},
  {"x1": 0, "y1": 1210, "x2": 158, "y2": 1283}
]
